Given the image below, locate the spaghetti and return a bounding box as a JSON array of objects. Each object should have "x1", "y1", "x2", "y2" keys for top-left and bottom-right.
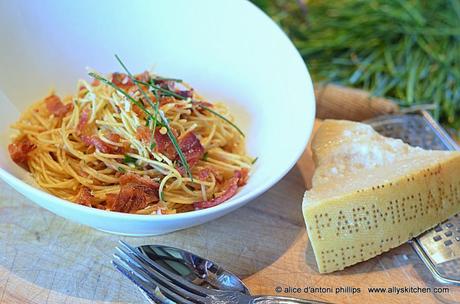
[{"x1": 8, "y1": 69, "x2": 252, "y2": 214}]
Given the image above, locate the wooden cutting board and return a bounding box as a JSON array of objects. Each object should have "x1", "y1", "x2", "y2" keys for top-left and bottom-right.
[
  {"x1": 1, "y1": 85, "x2": 459, "y2": 304},
  {"x1": 1, "y1": 119, "x2": 460, "y2": 304}
]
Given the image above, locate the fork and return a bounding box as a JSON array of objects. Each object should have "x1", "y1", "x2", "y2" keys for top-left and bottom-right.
[{"x1": 112, "y1": 241, "x2": 329, "y2": 304}]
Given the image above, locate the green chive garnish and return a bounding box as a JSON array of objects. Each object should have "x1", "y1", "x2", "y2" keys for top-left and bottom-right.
[
  {"x1": 198, "y1": 105, "x2": 245, "y2": 137},
  {"x1": 114, "y1": 55, "x2": 158, "y2": 152},
  {"x1": 151, "y1": 89, "x2": 161, "y2": 141},
  {"x1": 153, "y1": 76, "x2": 183, "y2": 83},
  {"x1": 135, "y1": 78, "x2": 245, "y2": 137},
  {"x1": 114, "y1": 55, "x2": 193, "y2": 180},
  {"x1": 158, "y1": 109, "x2": 193, "y2": 181},
  {"x1": 135, "y1": 79, "x2": 186, "y2": 100},
  {"x1": 123, "y1": 155, "x2": 137, "y2": 164},
  {"x1": 88, "y1": 72, "x2": 150, "y2": 117},
  {"x1": 145, "y1": 116, "x2": 151, "y2": 127}
]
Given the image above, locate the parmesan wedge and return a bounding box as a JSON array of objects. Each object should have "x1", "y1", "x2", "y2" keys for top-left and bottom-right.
[{"x1": 303, "y1": 119, "x2": 460, "y2": 273}]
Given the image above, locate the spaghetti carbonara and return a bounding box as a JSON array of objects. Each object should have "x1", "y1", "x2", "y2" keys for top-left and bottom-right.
[{"x1": 8, "y1": 69, "x2": 252, "y2": 214}]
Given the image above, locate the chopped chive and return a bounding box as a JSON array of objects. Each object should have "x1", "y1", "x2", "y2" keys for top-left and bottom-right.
[
  {"x1": 158, "y1": 110, "x2": 193, "y2": 181},
  {"x1": 137, "y1": 78, "x2": 245, "y2": 136},
  {"x1": 123, "y1": 154, "x2": 137, "y2": 164},
  {"x1": 147, "y1": 113, "x2": 156, "y2": 151},
  {"x1": 151, "y1": 89, "x2": 160, "y2": 143},
  {"x1": 145, "y1": 116, "x2": 151, "y2": 126},
  {"x1": 202, "y1": 152, "x2": 208, "y2": 161},
  {"x1": 153, "y1": 76, "x2": 183, "y2": 83},
  {"x1": 146, "y1": 116, "x2": 165, "y2": 128},
  {"x1": 88, "y1": 72, "x2": 151, "y2": 117},
  {"x1": 252, "y1": 157, "x2": 258, "y2": 164},
  {"x1": 114, "y1": 54, "x2": 159, "y2": 132},
  {"x1": 117, "y1": 167, "x2": 126, "y2": 173},
  {"x1": 115, "y1": 55, "x2": 159, "y2": 154},
  {"x1": 115, "y1": 55, "x2": 193, "y2": 180},
  {"x1": 137, "y1": 79, "x2": 188, "y2": 100},
  {"x1": 198, "y1": 105, "x2": 245, "y2": 137},
  {"x1": 149, "y1": 83, "x2": 187, "y2": 100}
]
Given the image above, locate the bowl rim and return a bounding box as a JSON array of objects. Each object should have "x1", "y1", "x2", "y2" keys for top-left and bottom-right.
[{"x1": 0, "y1": 1, "x2": 316, "y2": 222}]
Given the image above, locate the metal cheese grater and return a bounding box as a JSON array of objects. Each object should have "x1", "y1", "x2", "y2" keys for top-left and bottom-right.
[{"x1": 365, "y1": 111, "x2": 460, "y2": 285}]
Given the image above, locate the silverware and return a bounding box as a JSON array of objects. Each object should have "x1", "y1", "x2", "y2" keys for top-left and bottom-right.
[
  {"x1": 112, "y1": 241, "x2": 329, "y2": 304},
  {"x1": 136, "y1": 244, "x2": 250, "y2": 295}
]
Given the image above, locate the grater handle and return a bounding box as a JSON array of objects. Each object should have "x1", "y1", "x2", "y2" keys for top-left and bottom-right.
[
  {"x1": 367, "y1": 110, "x2": 460, "y2": 286},
  {"x1": 411, "y1": 112, "x2": 460, "y2": 285},
  {"x1": 410, "y1": 239, "x2": 460, "y2": 285}
]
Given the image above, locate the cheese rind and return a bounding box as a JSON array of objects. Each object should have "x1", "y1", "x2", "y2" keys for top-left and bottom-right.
[{"x1": 303, "y1": 120, "x2": 460, "y2": 273}]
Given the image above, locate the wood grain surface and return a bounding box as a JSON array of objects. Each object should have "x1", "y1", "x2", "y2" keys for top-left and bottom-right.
[{"x1": 1, "y1": 121, "x2": 460, "y2": 304}]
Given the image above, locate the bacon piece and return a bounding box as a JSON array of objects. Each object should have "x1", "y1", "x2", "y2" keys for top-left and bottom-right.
[
  {"x1": 106, "y1": 133, "x2": 121, "y2": 143},
  {"x1": 8, "y1": 136, "x2": 36, "y2": 170},
  {"x1": 127, "y1": 87, "x2": 152, "y2": 120},
  {"x1": 81, "y1": 135, "x2": 122, "y2": 154},
  {"x1": 136, "y1": 71, "x2": 151, "y2": 83},
  {"x1": 177, "y1": 132, "x2": 205, "y2": 168},
  {"x1": 95, "y1": 138, "x2": 122, "y2": 154},
  {"x1": 111, "y1": 71, "x2": 150, "y2": 91},
  {"x1": 80, "y1": 135, "x2": 93, "y2": 146},
  {"x1": 198, "y1": 168, "x2": 212, "y2": 181},
  {"x1": 238, "y1": 168, "x2": 250, "y2": 187},
  {"x1": 198, "y1": 167, "x2": 224, "y2": 183},
  {"x1": 106, "y1": 132, "x2": 129, "y2": 153},
  {"x1": 155, "y1": 131, "x2": 204, "y2": 169},
  {"x1": 81, "y1": 135, "x2": 113, "y2": 153},
  {"x1": 155, "y1": 79, "x2": 175, "y2": 91},
  {"x1": 132, "y1": 104, "x2": 145, "y2": 118},
  {"x1": 111, "y1": 72, "x2": 133, "y2": 90},
  {"x1": 136, "y1": 126, "x2": 152, "y2": 144},
  {"x1": 45, "y1": 94, "x2": 73, "y2": 117},
  {"x1": 78, "y1": 111, "x2": 122, "y2": 153},
  {"x1": 154, "y1": 130, "x2": 177, "y2": 159},
  {"x1": 159, "y1": 96, "x2": 176, "y2": 106},
  {"x1": 176, "y1": 90, "x2": 193, "y2": 99},
  {"x1": 76, "y1": 187, "x2": 95, "y2": 207},
  {"x1": 127, "y1": 85, "x2": 138, "y2": 97},
  {"x1": 77, "y1": 108, "x2": 90, "y2": 135},
  {"x1": 140, "y1": 92, "x2": 158, "y2": 107},
  {"x1": 106, "y1": 193, "x2": 117, "y2": 208},
  {"x1": 107, "y1": 173, "x2": 160, "y2": 213},
  {"x1": 193, "y1": 171, "x2": 242, "y2": 210}
]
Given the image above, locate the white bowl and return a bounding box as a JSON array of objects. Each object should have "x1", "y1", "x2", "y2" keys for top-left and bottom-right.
[{"x1": 0, "y1": 0, "x2": 315, "y2": 235}]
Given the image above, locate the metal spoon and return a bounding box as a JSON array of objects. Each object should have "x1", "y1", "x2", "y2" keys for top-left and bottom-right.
[
  {"x1": 137, "y1": 244, "x2": 250, "y2": 295},
  {"x1": 136, "y1": 244, "x2": 330, "y2": 303}
]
